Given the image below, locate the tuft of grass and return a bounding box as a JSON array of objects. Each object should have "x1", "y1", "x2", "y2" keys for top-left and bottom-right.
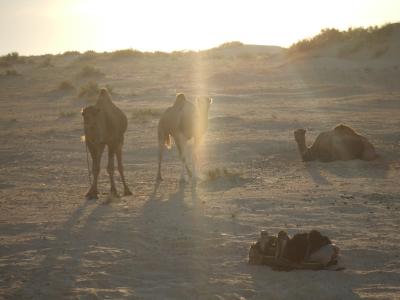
[
  {"x1": 59, "y1": 111, "x2": 77, "y2": 118},
  {"x1": 78, "y1": 81, "x2": 100, "y2": 101},
  {"x1": 131, "y1": 108, "x2": 163, "y2": 123},
  {"x1": 0, "y1": 52, "x2": 25, "y2": 66},
  {"x1": 78, "y1": 65, "x2": 104, "y2": 78},
  {"x1": 204, "y1": 167, "x2": 243, "y2": 182},
  {"x1": 62, "y1": 50, "x2": 81, "y2": 56},
  {"x1": 57, "y1": 80, "x2": 75, "y2": 92},
  {"x1": 39, "y1": 56, "x2": 53, "y2": 68},
  {"x1": 288, "y1": 23, "x2": 399, "y2": 55},
  {"x1": 111, "y1": 48, "x2": 143, "y2": 59},
  {"x1": 4, "y1": 69, "x2": 19, "y2": 76}
]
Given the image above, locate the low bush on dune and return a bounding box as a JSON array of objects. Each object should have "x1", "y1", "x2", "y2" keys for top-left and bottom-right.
[
  {"x1": 0, "y1": 52, "x2": 26, "y2": 66},
  {"x1": 4, "y1": 69, "x2": 19, "y2": 76},
  {"x1": 38, "y1": 56, "x2": 54, "y2": 68},
  {"x1": 288, "y1": 23, "x2": 399, "y2": 55},
  {"x1": 78, "y1": 81, "x2": 100, "y2": 101},
  {"x1": 78, "y1": 82, "x2": 113, "y2": 102},
  {"x1": 57, "y1": 80, "x2": 75, "y2": 92},
  {"x1": 62, "y1": 50, "x2": 81, "y2": 56},
  {"x1": 59, "y1": 110, "x2": 77, "y2": 118},
  {"x1": 111, "y1": 48, "x2": 143, "y2": 59},
  {"x1": 131, "y1": 108, "x2": 163, "y2": 123},
  {"x1": 78, "y1": 65, "x2": 104, "y2": 78},
  {"x1": 204, "y1": 167, "x2": 243, "y2": 182}
]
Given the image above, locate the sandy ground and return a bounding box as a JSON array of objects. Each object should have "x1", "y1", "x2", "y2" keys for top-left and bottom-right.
[{"x1": 0, "y1": 49, "x2": 400, "y2": 299}]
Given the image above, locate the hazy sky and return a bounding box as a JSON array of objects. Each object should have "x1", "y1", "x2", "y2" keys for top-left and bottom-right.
[{"x1": 0, "y1": 0, "x2": 399, "y2": 55}]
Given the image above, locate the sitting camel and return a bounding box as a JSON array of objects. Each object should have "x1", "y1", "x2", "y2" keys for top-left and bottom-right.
[
  {"x1": 157, "y1": 93, "x2": 212, "y2": 181},
  {"x1": 82, "y1": 89, "x2": 132, "y2": 199},
  {"x1": 294, "y1": 124, "x2": 378, "y2": 162}
]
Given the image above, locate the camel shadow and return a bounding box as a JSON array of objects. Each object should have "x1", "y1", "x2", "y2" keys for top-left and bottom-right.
[
  {"x1": 305, "y1": 163, "x2": 331, "y2": 185},
  {"x1": 306, "y1": 157, "x2": 390, "y2": 180}
]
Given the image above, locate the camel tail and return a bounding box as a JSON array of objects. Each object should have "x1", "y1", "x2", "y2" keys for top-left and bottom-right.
[
  {"x1": 158, "y1": 126, "x2": 172, "y2": 150},
  {"x1": 164, "y1": 134, "x2": 172, "y2": 149}
]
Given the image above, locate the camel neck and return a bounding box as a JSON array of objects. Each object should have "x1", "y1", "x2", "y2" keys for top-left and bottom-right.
[{"x1": 296, "y1": 138, "x2": 309, "y2": 154}]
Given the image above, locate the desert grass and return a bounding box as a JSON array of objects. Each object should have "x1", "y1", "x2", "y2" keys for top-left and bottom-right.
[
  {"x1": 288, "y1": 23, "x2": 397, "y2": 55},
  {"x1": 4, "y1": 69, "x2": 19, "y2": 76},
  {"x1": 78, "y1": 65, "x2": 104, "y2": 78},
  {"x1": 78, "y1": 81, "x2": 100, "y2": 101},
  {"x1": 58, "y1": 110, "x2": 77, "y2": 118},
  {"x1": 57, "y1": 81, "x2": 75, "y2": 92},
  {"x1": 130, "y1": 108, "x2": 163, "y2": 123},
  {"x1": 204, "y1": 167, "x2": 244, "y2": 182}
]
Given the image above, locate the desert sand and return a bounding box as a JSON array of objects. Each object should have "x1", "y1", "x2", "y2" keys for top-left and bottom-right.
[{"x1": 0, "y1": 36, "x2": 400, "y2": 299}]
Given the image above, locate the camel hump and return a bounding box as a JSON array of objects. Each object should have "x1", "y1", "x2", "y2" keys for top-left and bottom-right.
[
  {"x1": 173, "y1": 93, "x2": 187, "y2": 109},
  {"x1": 333, "y1": 124, "x2": 358, "y2": 136}
]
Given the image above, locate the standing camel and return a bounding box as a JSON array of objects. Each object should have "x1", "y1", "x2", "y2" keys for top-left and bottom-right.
[
  {"x1": 157, "y1": 93, "x2": 212, "y2": 181},
  {"x1": 82, "y1": 89, "x2": 132, "y2": 199},
  {"x1": 294, "y1": 124, "x2": 378, "y2": 162}
]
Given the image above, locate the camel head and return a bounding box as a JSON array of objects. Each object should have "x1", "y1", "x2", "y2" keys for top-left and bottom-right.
[
  {"x1": 196, "y1": 96, "x2": 213, "y2": 113},
  {"x1": 275, "y1": 230, "x2": 290, "y2": 259},
  {"x1": 99, "y1": 89, "x2": 111, "y2": 99},
  {"x1": 81, "y1": 106, "x2": 101, "y2": 144},
  {"x1": 294, "y1": 128, "x2": 306, "y2": 145}
]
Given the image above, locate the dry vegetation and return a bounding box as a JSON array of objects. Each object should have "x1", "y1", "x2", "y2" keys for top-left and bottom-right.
[{"x1": 289, "y1": 23, "x2": 400, "y2": 57}]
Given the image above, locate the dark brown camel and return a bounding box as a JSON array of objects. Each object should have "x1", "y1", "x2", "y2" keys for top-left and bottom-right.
[
  {"x1": 82, "y1": 89, "x2": 132, "y2": 199},
  {"x1": 294, "y1": 124, "x2": 378, "y2": 162}
]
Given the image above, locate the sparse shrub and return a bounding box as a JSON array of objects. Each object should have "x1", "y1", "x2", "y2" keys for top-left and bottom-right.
[
  {"x1": 57, "y1": 80, "x2": 75, "y2": 92},
  {"x1": 0, "y1": 52, "x2": 25, "y2": 66},
  {"x1": 59, "y1": 111, "x2": 77, "y2": 118},
  {"x1": 204, "y1": 167, "x2": 243, "y2": 182},
  {"x1": 78, "y1": 65, "x2": 104, "y2": 78},
  {"x1": 62, "y1": 50, "x2": 81, "y2": 56},
  {"x1": 372, "y1": 46, "x2": 389, "y2": 59},
  {"x1": 79, "y1": 81, "x2": 100, "y2": 101},
  {"x1": 0, "y1": 61, "x2": 11, "y2": 68},
  {"x1": 288, "y1": 23, "x2": 399, "y2": 55},
  {"x1": 76, "y1": 50, "x2": 98, "y2": 62},
  {"x1": 131, "y1": 108, "x2": 163, "y2": 123},
  {"x1": 4, "y1": 69, "x2": 19, "y2": 76},
  {"x1": 39, "y1": 56, "x2": 53, "y2": 68},
  {"x1": 111, "y1": 48, "x2": 143, "y2": 59},
  {"x1": 216, "y1": 41, "x2": 244, "y2": 49}
]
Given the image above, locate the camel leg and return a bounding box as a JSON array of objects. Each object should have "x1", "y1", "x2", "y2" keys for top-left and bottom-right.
[
  {"x1": 107, "y1": 145, "x2": 118, "y2": 197},
  {"x1": 116, "y1": 143, "x2": 132, "y2": 196},
  {"x1": 86, "y1": 143, "x2": 105, "y2": 200},
  {"x1": 192, "y1": 139, "x2": 200, "y2": 181},
  {"x1": 175, "y1": 134, "x2": 192, "y2": 182},
  {"x1": 157, "y1": 142, "x2": 164, "y2": 181}
]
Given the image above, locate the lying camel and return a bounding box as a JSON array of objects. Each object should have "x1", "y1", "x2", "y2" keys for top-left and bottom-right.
[
  {"x1": 82, "y1": 89, "x2": 132, "y2": 199},
  {"x1": 294, "y1": 124, "x2": 378, "y2": 162},
  {"x1": 157, "y1": 93, "x2": 212, "y2": 181}
]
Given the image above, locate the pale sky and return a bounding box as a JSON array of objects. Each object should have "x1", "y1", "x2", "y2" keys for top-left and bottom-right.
[{"x1": 0, "y1": 0, "x2": 399, "y2": 55}]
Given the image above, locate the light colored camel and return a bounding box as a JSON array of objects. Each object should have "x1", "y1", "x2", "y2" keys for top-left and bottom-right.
[
  {"x1": 157, "y1": 93, "x2": 212, "y2": 181},
  {"x1": 82, "y1": 89, "x2": 132, "y2": 199},
  {"x1": 294, "y1": 124, "x2": 378, "y2": 162}
]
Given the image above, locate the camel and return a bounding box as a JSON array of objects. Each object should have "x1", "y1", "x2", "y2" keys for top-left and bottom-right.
[
  {"x1": 81, "y1": 89, "x2": 132, "y2": 199},
  {"x1": 294, "y1": 124, "x2": 378, "y2": 162},
  {"x1": 157, "y1": 93, "x2": 212, "y2": 181}
]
